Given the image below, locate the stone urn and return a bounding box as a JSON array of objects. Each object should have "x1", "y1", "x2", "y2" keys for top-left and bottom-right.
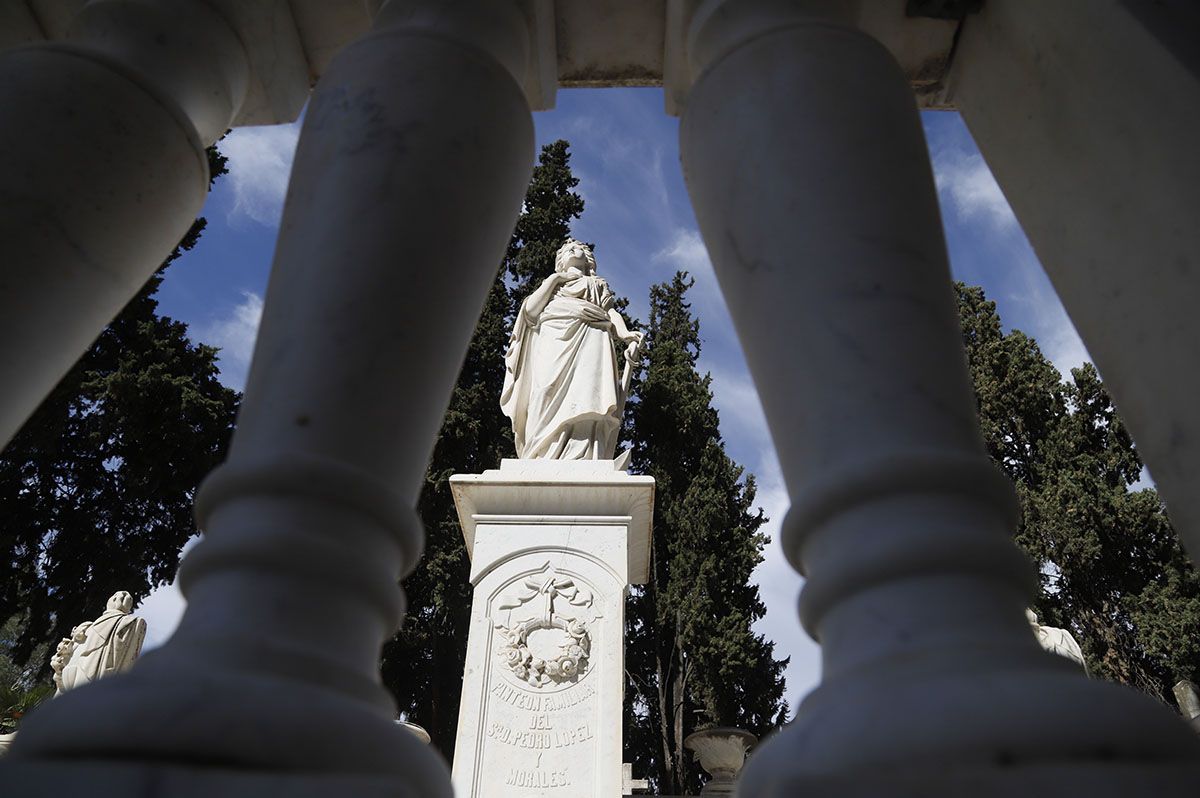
[
  {"x1": 395, "y1": 720, "x2": 431, "y2": 745},
  {"x1": 684, "y1": 727, "x2": 757, "y2": 795}
]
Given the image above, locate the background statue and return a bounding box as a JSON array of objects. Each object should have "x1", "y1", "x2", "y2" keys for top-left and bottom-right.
[
  {"x1": 51, "y1": 591, "x2": 146, "y2": 695},
  {"x1": 1026, "y1": 608, "x2": 1088, "y2": 674},
  {"x1": 501, "y1": 238, "x2": 643, "y2": 461},
  {"x1": 1173, "y1": 679, "x2": 1200, "y2": 728}
]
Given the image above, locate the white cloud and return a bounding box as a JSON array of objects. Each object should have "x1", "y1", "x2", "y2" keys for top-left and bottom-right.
[
  {"x1": 707, "y1": 363, "x2": 771, "y2": 452},
  {"x1": 599, "y1": 140, "x2": 669, "y2": 225},
  {"x1": 652, "y1": 228, "x2": 714, "y2": 299},
  {"x1": 653, "y1": 228, "x2": 708, "y2": 274},
  {"x1": 927, "y1": 127, "x2": 1093, "y2": 378},
  {"x1": 551, "y1": 102, "x2": 677, "y2": 291},
  {"x1": 1044, "y1": 328, "x2": 1092, "y2": 379},
  {"x1": 1017, "y1": 260, "x2": 1094, "y2": 374},
  {"x1": 933, "y1": 149, "x2": 1017, "y2": 232},
  {"x1": 651, "y1": 228, "x2": 737, "y2": 334},
  {"x1": 221, "y1": 121, "x2": 302, "y2": 226},
  {"x1": 136, "y1": 536, "x2": 200, "y2": 650},
  {"x1": 199, "y1": 291, "x2": 264, "y2": 391}
]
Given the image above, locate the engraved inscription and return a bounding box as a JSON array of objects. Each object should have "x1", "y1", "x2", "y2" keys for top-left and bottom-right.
[
  {"x1": 487, "y1": 720, "x2": 595, "y2": 749},
  {"x1": 505, "y1": 767, "x2": 570, "y2": 788},
  {"x1": 490, "y1": 680, "x2": 596, "y2": 710},
  {"x1": 481, "y1": 566, "x2": 603, "y2": 795},
  {"x1": 542, "y1": 683, "x2": 596, "y2": 711},
  {"x1": 491, "y1": 680, "x2": 543, "y2": 711}
]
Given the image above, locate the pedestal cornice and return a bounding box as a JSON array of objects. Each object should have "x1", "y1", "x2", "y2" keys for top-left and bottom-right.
[{"x1": 450, "y1": 459, "x2": 654, "y2": 584}]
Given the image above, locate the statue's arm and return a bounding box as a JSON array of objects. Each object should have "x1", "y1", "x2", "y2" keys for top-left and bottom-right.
[
  {"x1": 522, "y1": 273, "x2": 567, "y2": 320},
  {"x1": 607, "y1": 308, "x2": 641, "y2": 343}
]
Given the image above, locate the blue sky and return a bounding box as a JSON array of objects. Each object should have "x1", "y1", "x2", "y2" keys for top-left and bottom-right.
[{"x1": 138, "y1": 88, "x2": 1091, "y2": 715}]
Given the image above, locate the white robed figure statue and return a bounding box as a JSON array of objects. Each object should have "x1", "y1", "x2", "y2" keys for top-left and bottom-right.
[
  {"x1": 502, "y1": 238, "x2": 644, "y2": 460},
  {"x1": 51, "y1": 591, "x2": 147, "y2": 695}
]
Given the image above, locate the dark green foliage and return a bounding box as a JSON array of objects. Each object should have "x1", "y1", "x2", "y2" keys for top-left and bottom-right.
[
  {"x1": 506, "y1": 141, "x2": 586, "y2": 299},
  {"x1": 0, "y1": 679, "x2": 54, "y2": 736},
  {"x1": 625, "y1": 273, "x2": 788, "y2": 795},
  {"x1": 0, "y1": 617, "x2": 53, "y2": 734},
  {"x1": 956, "y1": 283, "x2": 1200, "y2": 705},
  {"x1": 957, "y1": 284, "x2": 1064, "y2": 488},
  {"x1": 0, "y1": 146, "x2": 238, "y2": 677},
  {"x1": 381, "y1": 140, "x2": 585, "y2": 756}
]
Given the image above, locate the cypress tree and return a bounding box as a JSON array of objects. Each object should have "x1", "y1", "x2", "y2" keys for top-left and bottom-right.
[
  {"x1": 956, "y1": 283, "x2": 1200, "y2": 706},
  {"x1": 625, "y1": 272, "x2": 788, "y2": 795},
  {"x1": 0, "y1": 146, "x2": 238, "y2": 676}
]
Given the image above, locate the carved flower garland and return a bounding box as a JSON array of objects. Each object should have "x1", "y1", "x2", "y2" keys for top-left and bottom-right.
[
  {"x1": 498, "y1": 617, "x2": 591, "y2": 687},
  {"x1": 495, "y1": 569, "x2": 594, "y2": 687}
]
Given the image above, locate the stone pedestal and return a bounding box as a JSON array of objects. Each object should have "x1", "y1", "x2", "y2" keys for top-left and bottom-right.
[{"x1": 449, "y1": 460, "x2": 653, "y2": 798}]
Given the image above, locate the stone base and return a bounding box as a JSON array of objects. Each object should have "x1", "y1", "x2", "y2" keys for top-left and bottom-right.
[{"x1": 449, "y1": 460, "x2": 654, "y2": 798}]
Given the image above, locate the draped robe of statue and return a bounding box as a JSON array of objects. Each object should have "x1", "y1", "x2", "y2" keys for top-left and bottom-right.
[
  {"x1": 55, "y1": 591, "x2": 147, "y2": 695},
  {"x1": 1026, "y1": 609, "x2": 1087, "y2": 673},
  {"x1": 502, "y1": 273, "x2": 624, "y2": 460}
]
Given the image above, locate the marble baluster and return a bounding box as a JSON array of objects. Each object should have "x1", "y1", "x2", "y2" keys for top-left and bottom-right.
[
  {"x1": 946, "y1": 0, "x2": 1200, "y2": 565},
  {"x1": 10, "y1": 0, "x2": 535, "y2": 787},
  {"x1": 678, "y1": 1, "x2": 1200, "y2": 793},
  {"x1": 0, "y1": 0, "x2": 249, "y2": 447}
]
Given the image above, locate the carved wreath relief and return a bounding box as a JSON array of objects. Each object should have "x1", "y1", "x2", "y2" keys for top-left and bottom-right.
[{"x1": 495, "y1": 565, "x2": 595, "y2": 688}]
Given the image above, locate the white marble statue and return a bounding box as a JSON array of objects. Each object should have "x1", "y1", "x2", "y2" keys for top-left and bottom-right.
[
  {"x1": 1027, "y1": 609, "x2": 1087, "y2": 673},
  {"x1": 501, "y1": 239, "x2": 644, "y2": 460},
  {"x1": 51, "y1": 591, "x2": 147, "y2": 695}
]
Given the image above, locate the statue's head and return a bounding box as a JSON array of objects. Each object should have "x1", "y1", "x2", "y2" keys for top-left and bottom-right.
[
  {"x1": 555, "y1": 238, "x2": 596, "y2": 276},
  {"x1": 106, "y1": 591, "x2": 134, "y2": 614}
]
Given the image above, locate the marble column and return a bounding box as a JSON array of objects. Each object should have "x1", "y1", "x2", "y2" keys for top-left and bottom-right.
[
  {"x1": 946, "y1": 0, "x2": 1200, "y2": 565},
  {"x1": 677, "y1": 1, "x2": 1200, "y2": 793},
  {"x1": 0, "y1": 0, "x2": 249, "y2": 447},
  {"x1": 9, "y1": 0, "x2": 535, "y2": 792}
]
